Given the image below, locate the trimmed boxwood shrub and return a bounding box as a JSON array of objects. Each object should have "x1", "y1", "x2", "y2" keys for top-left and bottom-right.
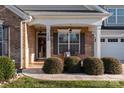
[
  {"x1": 43, "y1": 57, "x2": 63, "y2": 74},
  {"x1": 83, "y1": 57, "x2": 104, "y2": 75},
  {"x1": 64, "y1": 56, "x2": 82, "y2": 73},
  {"x1": 101, "y1": 57, "x2": 122, "y2": 74},
  {"x1": 0, "y1": 56, "x2": 16, "y2": 81}
]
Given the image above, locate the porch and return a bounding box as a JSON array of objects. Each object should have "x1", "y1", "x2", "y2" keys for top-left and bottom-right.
[
  {"x1": 21, "y1": 25, "x2": 101, "y2": 68},
  {"x1": 20, "y1": 12, "x2": 109, "y2": 68}
]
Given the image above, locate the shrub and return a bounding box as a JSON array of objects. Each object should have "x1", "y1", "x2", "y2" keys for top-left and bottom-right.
[
  {"x1": 101, "y1": 57, "x2": 122, "y2": 74},
  {"x1": 42, "y1": 57, "x2": 64, "y2": 74},
  {"x1": 0, "y1": 56, "x2": 16, "y2": 81},
  {"x1": 64, "y1": 56, "x2": 82, "y2": 73},
  {"x1": 83, "y1": 57, "x2": 104, "y2": 75}
]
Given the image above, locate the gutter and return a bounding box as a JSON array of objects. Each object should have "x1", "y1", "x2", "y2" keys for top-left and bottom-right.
[
  {"x1": 90, "y1": 5, "x2": 112, "y2": 21},
  {"x1": 20, "y1": 16, "x2": 32, "y2": 69}
]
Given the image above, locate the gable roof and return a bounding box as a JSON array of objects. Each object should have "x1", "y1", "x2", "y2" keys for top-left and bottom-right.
[
  {"x1": 16, "y1": 5, "x2": 109, "y2": 14},
  {"x1": 4, "y1": 5, "x2": 110, "y2": 20},
  {"x1": 4, "y1": 5, "x2": 30, "y2": 20}
]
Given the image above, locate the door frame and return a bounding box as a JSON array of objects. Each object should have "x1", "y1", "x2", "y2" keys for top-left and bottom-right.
[{"x1": 36, "y1": 31, "x2": 46, "y2": 59}]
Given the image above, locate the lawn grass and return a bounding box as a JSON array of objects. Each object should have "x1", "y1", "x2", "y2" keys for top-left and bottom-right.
[{"x1": 1, "y1": 76, "x2": 124, "y2": 88}]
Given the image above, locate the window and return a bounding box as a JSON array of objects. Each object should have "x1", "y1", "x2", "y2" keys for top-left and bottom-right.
[
  {"x1": 117, "y1": 9, "x2": 124, "y2": 24},
  {"x1": 101, "y1": 38, "x2": 105, "y2": 42},
  {"x1": 121, "y1": 38, "x2": 124, "y2": 42},
  {"x1": 70, "y1": 32, "x2": 80, "y2": 55},
  {"x1": 58, "y1": 30, "x2": 80, "y2": 56},
  {"x1": 108, "y1": 38, "x2": 118, "y2": 42},
  {"x1": 106, "y1": 8, "x2": 124, "y2": 25},
  {"x1": 0, "y1": 25, "x2": 3, "y2": 56},
  {"x1": 3, "y1": 26, "x2": 8, "y2": 56},
  {"x1": 58, "y1": 33, "x2": 68, "y2": 54},
  {"x1": 0, "y1": 25, "x2": 8, "y2": 56},
  {"x1": 107, "y1": 8, "x2": 116, "y2": 24}
]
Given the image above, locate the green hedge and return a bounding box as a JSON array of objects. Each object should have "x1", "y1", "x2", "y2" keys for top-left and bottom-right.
[
  {"x1": 43, "y1": 57, "x2": 64, "y2": 74},
  {"x1": 64, "y1": 56, "x2": 82, "y2": 73},
  {"x1": 102, "y1": 57, "x2": 122, "y2": 74},
  {"x1": 0, "y1": 56, "x2": 16, "y2": 81},
  {"x1": 83, "y1": 57, "x2": 104, "y2": 75}
]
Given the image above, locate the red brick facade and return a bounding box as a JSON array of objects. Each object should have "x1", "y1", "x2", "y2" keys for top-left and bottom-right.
[
  {"x1": 0, "y1": 6, "x2": 22, "y2": 66},
  {"x1": 0, "y1": 5, "x2": 94, "y2": 68},
  {"x1": 27, "y1": 26, "x2": 94, "y2": 65},
  {"x1": 51, "y1": 26, "x2": 94, "y2": 59}
]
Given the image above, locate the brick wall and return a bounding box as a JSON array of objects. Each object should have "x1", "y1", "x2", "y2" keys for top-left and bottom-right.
[
  {"x1": 27, "y1": 26, "x2": 94, "y2": 66},
  {"x1": 51, "y1": 26, "x2": 94, "y2": 58},
  {"x1": 0, "y1": 6, "x2": 22, "y2": 66}
]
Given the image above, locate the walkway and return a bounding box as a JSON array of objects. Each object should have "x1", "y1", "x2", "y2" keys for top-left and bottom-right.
[{"x1": 23, "y1": 65, "x2": 124, "y2": 81}]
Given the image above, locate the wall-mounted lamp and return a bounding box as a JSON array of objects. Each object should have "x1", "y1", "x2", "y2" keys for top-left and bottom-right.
[{"x1": 69, "y1": 28, "x2": 72, "y2": 33}]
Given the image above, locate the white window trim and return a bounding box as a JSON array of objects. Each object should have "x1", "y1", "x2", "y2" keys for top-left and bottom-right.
[
  {"x1": 58, "y1": 29, "x2": 80, "y2": 55},
  {"x1": 105, "y1": 8, "x2": 124, "y2": 26}
]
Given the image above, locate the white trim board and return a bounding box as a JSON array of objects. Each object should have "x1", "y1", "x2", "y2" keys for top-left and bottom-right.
[{"x1": 5, "y1": 5, "x2": 30, "y2": 19}]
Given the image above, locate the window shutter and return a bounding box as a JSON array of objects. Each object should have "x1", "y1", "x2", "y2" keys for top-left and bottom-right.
[
  {"x1": 53, "y1": 32, "x2": 58, "y2": 55},
  {"x1": 80, "y1": 32, "x2": 85, "y2": 55}
]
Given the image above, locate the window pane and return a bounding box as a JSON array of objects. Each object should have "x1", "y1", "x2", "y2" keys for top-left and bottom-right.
[
  {"x1": 0, "y1": 36, "x2": 2, "y2": 41},
  {"x1": 59, "y1": 33, "x2": 68, "y2": 43},
  {"x1": 117, "y1": 16, "x2": 124, "y2": 24},
  {"x1": 107, "y1": 16, "x2": 116, "y2": 24},
  {"x1": 0, "y1": 43, "x2": 2, "y2": 56},
  {"x1": 107, "y1": 9, "x2": 116, "y2": 15},
  {"x1": 2, "y1": 42, "x2": 8, "y2": 56},
  {"x1": 0, "y1": 30, "x2": 2, "y2": 41},
  {"x1": 117, "y1": 9, "x2": 124, "y2": 15},
  {"x1": 70, "y1": 44, "x2": 79, "y2": 56},
  {"x1": 3, "y1": 27, "x2": 8, "y2": 41},
  {"x1": 108, "y1": 38, "x2": 118, "y2": 42},
  {"x1": 70, "y1": 32, "x2": 79, "y2": 43},
  {"x1": 121, "y1": 38, "x2": 124, "y2": 42},
  {"x1": 59, "y1": 44, "x2": 68, "y2": 54},
  {"x1": 101, "y1": 38, "x2": 105, "y2": 42}
]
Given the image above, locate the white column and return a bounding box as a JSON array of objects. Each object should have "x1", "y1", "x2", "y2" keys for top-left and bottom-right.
[
  {"x1": 25, "y1": 23, "x2": 29, "y2": 68},
  {"x1": 46, "y1": 25, "x2": 51, "y2": 58},
  {"x1": 94, "y1": 25, "x2": 101, "y2": 58},
  {"x1": 20, "y1": 22, "x2": 24, "y2": 68}
]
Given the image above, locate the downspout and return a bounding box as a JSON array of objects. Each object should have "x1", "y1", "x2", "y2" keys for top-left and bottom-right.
[{"x1": 20, "y1": 16, "x2": 32, "y2": 69}]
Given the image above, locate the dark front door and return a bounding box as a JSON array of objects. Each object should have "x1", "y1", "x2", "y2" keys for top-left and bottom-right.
[{"x1": 37, "y1": 32, "x2": 46, "y2": 59}]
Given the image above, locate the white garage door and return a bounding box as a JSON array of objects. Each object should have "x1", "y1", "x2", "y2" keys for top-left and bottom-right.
[{"x1": 101, "y1": 38, "x2": 124, "y2": 61}]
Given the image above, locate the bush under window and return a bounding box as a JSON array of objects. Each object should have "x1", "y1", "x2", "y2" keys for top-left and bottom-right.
[
  {"x1": 64, "y1": 56, "x2": 82, "y2": 73},
  {"x1": 83, "y1": 57, "x2": 104, "y2": 75},
  {"x1": 42, "y1": 57, "x2": 64, "y2": 74}
]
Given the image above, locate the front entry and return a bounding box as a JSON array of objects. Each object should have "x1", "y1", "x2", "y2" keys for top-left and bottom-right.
[{"x1": 36, "y1": 32, "x2": 46, "y2": 59}]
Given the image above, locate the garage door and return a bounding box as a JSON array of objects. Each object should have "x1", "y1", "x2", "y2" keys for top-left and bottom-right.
[{"x1": 101, "y1": 38, "x2": 124, "y2": 60}]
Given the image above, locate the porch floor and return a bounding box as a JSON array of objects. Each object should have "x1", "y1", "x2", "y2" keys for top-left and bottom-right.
[{"x1": 23, "y1": 64, "x2": 124, "y2": 81}]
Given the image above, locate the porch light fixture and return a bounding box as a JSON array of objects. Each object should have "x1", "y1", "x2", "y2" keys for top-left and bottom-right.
[{"x1": 69, "y1": 28, "x2": 72, "y2": 33}]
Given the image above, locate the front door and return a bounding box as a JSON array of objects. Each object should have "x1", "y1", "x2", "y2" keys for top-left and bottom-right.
[{"x1": 36, "y1": 32, "x2": 46, "y2": 59}]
